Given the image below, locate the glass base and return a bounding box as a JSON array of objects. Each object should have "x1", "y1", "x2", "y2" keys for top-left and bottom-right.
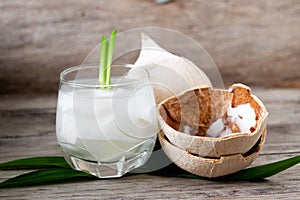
[{"x1": 63, "y1": 149, "x2": 151, "y2": 178}]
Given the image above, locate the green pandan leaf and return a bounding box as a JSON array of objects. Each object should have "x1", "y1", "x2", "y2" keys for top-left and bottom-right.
[
  {"x1": 0, "y1": 155, "x2": 299, "y2": 188},
  {"x1": 99, "y1": 29, "x2": 117, "y2": 88},
  {"x1": 0, "y1": 157, "x2": 70, "y2": 170},
  {"x1": 0, "y1": 168, "x2": 96, "y2": 188},
  {"x1": 148, "y1": 155, "x2": 300, "y2": 181},
  {"x1": 99, "y1": 35, "x2": 108, "y2": 86},
  {"x1": 218, "y1": 155, "x2": 300, "y2": 180},
  {"x1": 105, "y1": 29, "x2": 117, "y2": 85}
]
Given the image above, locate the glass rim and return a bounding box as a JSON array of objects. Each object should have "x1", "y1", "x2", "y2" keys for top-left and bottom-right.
[{"x1": 60, "y1": 64, "x2": 150, "y2": 89}]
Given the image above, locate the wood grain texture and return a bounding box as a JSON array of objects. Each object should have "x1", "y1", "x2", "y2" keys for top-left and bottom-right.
[
  {"x1": 0, "y1": 88, "x2": 299, "y2": 199},
  {"x1": 1, "y1": 0, "x2": 300, "y2": 95}
]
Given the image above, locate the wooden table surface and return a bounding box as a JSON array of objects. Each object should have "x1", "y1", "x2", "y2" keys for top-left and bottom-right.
[{"x1": 0, "y1": 88, "x2": 299, "y2": 199}]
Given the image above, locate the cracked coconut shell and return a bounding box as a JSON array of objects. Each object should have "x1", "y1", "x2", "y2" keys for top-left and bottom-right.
[
  {"x1": 158, "y1": 127, "x2": 267, "y2": 178},
  {"x1": 158, "y1": 83, "x2": 268, "y2": 158}
]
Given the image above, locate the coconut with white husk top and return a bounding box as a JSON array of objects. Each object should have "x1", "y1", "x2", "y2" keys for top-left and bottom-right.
[
  {"x1": 134, "y1": 34, "x2": 268, "y2": 178},
  {"x1": 134, "y1": 33, "x2": 211, "y2": 103}
]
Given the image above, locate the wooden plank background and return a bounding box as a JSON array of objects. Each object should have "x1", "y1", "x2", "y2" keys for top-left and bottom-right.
[
  {"x1": 0, "y1": 0, "x2": 300, "y2": 199},
  {"x1": 1, "y1": 0, "x2": 300, "y2": 95}
]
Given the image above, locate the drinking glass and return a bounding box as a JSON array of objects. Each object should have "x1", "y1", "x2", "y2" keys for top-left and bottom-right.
[{"x1": 56, "y1": 65, "x2": 158, "y2": 178}]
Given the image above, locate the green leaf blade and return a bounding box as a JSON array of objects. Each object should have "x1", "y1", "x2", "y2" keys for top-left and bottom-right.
[
  {"x1": 99, "y1": 36, "x2": 108, "y2": 86},
  {"x1": 0, "y1": 157, "x2": 70, "y2": 170},
  {"x1": 105, "y1": 29, "x2": 117, "y2": 85},
  {"x1": 218, "y1": 155, "x2": 300, "y2": 180},
  {"x1": 0, "y1": 168, "x2": 97, "y2": 188},
  {"x1": 147, "y1": 155, "x2": 300, "y2": 181},
  {"x1": 0, "y1": 155, "x2": 299, "y2": 188}
]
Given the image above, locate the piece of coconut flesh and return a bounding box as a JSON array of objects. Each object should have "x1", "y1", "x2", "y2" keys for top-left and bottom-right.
[
  {"x1": 133, "y1": 33, "x2": 212, "y2": 103},
  {"x1": 206, "y1": 103, "x2": 256, "y2": 138}
]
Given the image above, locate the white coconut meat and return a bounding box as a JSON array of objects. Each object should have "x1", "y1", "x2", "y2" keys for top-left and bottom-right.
[
  {"x1": 207, "y1": 103, "x2": 257, "y2": 138},
  {"x1": 133, "y1": 33, "x2": 212, "y2": 103}
]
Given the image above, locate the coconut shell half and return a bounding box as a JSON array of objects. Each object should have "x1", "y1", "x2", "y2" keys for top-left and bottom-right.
[
  {"x1": 158, "y1": 127, "x2": 266, "y2": 178},
  {"x1": 158, "y1": 84, "x2": 268, "y2": 157}
]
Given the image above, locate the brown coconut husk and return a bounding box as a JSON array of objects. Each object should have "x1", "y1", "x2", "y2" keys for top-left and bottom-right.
[
  {"x1": 158, "y1": 83, "x2": 268, "y2": 157},
  {"x1": 158, "y1": 127, "x2": 267, "y2": 178}
]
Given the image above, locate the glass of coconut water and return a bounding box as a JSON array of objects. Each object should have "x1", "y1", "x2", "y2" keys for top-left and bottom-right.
[{"x1": 56, "y1": 65, "x2": 158, "y2": 178}]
